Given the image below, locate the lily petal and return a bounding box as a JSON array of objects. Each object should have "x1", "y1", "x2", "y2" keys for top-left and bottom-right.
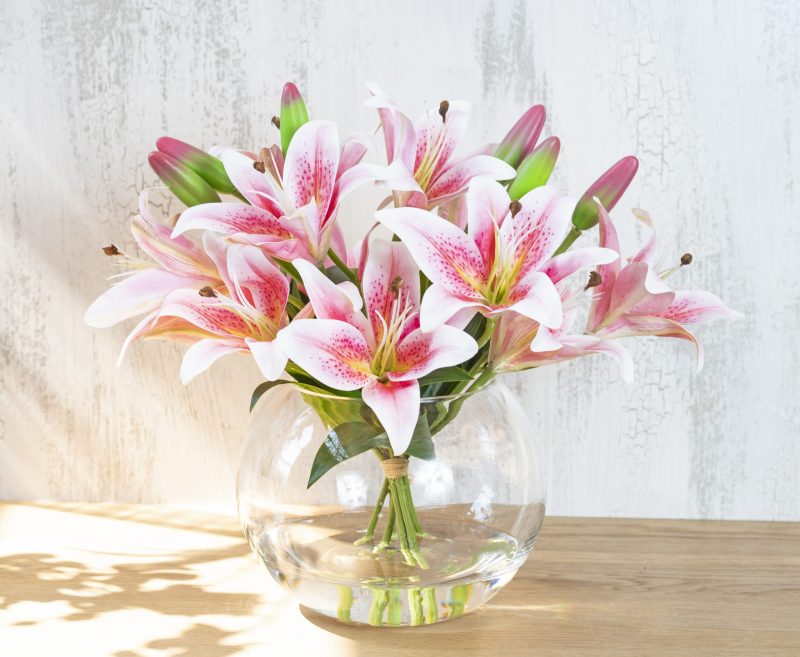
[
  {"x1": 466, "y1": 177, "x2": 510, "y2": 266},
  {"x1": 656, "y1": 290, "x2": 743, "y2": 324},
  {"x1": 219, "y1": 149, "x2": 283, "y2": 216},
  {"x1": 377, "y1": 208, "x2": 486, "y2": 299},
  {"x1": 283, "y1": 120, "x2": 340, "y2": 229},
  {"x1": 180, "y1": 338, "x2": 242, "y2": 384},
  {"x1": 539, "y1": 247, "x2": 619, "y2": 285},
  {"x1": 419, "y1": 284, "x2": 483, "y2": 333},
  {"x1": 587, "y1": 204, "x2": 622, "y2": 331},
  {"x1": 85, "y1": 269, "x2": 202, "y2": 328},
  {"x1": 507, "y1": 270, "x2": 563, "y2": 328},
  {"x1": 389, "y1": 325, "x2": 478, "y2": 381},
  {"x1": 361, "y1": 239, "x2": 420, "y2": 339},
  {"x1": 174, "y1": 202, "x2": 289, "y2": 240},
  {"x1": 362, "y1": 379, "x2": 420, "y2": 455},
  {"x1": 427, "y1": 155, "x2": 516, "y2": 205},
  {"x1": 275, "y1": 318, "x2": 373, "y2": 391},
  {"x1": 227, "y1": 245, "x2": 288, "y2": 323},
  {"x1": 246, "y1": 338, "x2": 288, "y2": 380}
]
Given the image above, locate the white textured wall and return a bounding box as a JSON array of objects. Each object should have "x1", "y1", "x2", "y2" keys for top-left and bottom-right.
[{"x1": 1, "y1": 0, "x2": 797, "y2": 520}]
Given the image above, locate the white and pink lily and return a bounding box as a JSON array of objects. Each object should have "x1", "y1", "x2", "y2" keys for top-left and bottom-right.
[
  {"x1": 366, "y1": 84, "x2": 515, "y2": 209},
  {"x1": 490, "y1": 287, "x2": 634, "y2": 381},
  {"x1": 276, "y1": 240, "x2": 479, "y2": 454},
  {"x1": 587, "y1": 205, "x2": 742, "y2": 367},
  {"x1": 172, "y1": 121, "x2": 415, "y2": 264},
  {"x1": 85, "y1": 192, "x2": 221, "y2": 329},
  {"x1": 147, "y1": 237, "x2": 291, "y2": 383},
  {"x1": 377, "y1": 177, "x2": 618, "y2": 333}
]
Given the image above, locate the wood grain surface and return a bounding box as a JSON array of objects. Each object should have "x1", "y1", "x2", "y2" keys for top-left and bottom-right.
[
  {"x1": 1, "y1": 502, "x2": 798, "y2": 656},
  {"x1": 0, "y1": 1, "x2": 798, "y2": 520}
]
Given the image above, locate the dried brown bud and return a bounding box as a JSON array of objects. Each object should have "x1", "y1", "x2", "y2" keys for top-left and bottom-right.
[
  {"x1": 102, "y1": 244, "x2": 120, "y2": 256},
  {"x1": 509, "y1": 200, "x2": 522, "y2": 217},
  {"x1": 252, "y1": 160, "x2": 266, "y2": 173},
  {"x1": 584, "y1": 270, "x2": 602, "y2": 291},
  {"x1": 198, "y1": 285, "x2": 217, "y2": 298},
  {"x1": 389, "y1": 275, "x2": 403, "y2": 297},
  {"x1": 439, "y1": 100, "x2": 450, "y2": 122},
  {"x1": 680, "y1": 253, "x2": 693, "y2": 266},
  {"x1": 271, "y1": 115, "x2": 281, "y2": 129}
]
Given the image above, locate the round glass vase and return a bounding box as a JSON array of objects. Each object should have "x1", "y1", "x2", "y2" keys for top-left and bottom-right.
[{"x1": 237, "y1": 380, "x2": 547, "y2": 627}]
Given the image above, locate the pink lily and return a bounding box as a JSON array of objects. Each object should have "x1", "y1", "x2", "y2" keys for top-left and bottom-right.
[
  {"x1": 377, "y1": 177, "x2": 618, "y2": 333},
  {"x1": 173, "y1": 121, "x2": 414, "y2": 263},
  {"x1": 146, "y1": 236, "x2": 291, "y2": 383},
  {"x1": 85, "y1": 192, "x2": 221, "y2": 329},
  {"x1": 587, "y1": 205, "x2": 742, "y2": 367},
  {"x1": 365, "y1": 83, "x2": 516, "y2": 208},
  {"x1": 490, "y1": 288, "x2": 634, "y2": 381},
  {"x1": 276, "y1": 240, "x2": 478, "y2": 454}
]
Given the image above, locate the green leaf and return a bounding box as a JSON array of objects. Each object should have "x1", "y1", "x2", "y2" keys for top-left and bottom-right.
[
  {"x1": 307, "y1": 423, "x2": 389, "y2": 488},
  {"x1": 250, "y1": 380, "x2": 294, "y2": 411},
  {"x1": 418, "y1": 366, "x2": 473, "y2": 385},
  {"x1": 405, "y1": 414, "x2": 435, "y2": 461}
]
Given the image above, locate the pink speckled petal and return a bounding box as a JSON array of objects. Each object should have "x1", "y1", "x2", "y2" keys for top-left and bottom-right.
[
  {"x1": 365, "y1": 82, "x2": 416, "y2": 168},
  {"x1": 630, "y1": 208, "x2": 659, "y2": 266},
  {"x1": 275, "y1": 318, "x2": 373, "y2": 391},
  {"x1": 283, "y1": 120, "x2": 340, "y2": 223},
  {"x1": 246, "y1": 338, "x2": 288, "y2": 381},
  {"x1": 413, "y1": 100, "x2": 471, "y2": 182},
  {"x1": 361, "y1": 239, "x2": 420, "y2": 340},
  {"x1": 376, "y1": 207, "x2": 487, "y2": 299},
  {"x1": 656, "y1": 290, "x2": 743, "y2": 324},
  {"x1": 362, "y1": 378, "x2": 420, "y2": 455},
  {"x1": 389, "y1": 325, "x2": 478, "y2": 382},
  {"x1": 539, "y1": 247, "x2": 619, "y2": 285},
  {"x1": 502, "y1": 185, "x2": 574, "y2": 277},
  {"x1": 337, "y1": 135, "x2": 369, "y2": 177},
  {"x1": 84, "y1": 269, "x2": 202, "y2": 328},
  {"x1": 587, "y1": 203, "x2": 623, "y2": 331},
  {"x1": 466, "y1": 177, "x2": 510, "y2": 268},
  {"x1": 292, "y1": 259, "x2": 371, "y2": 339},
  {"x1": 605, "y1": 262, "x2": 674, "y2": 325},
  {"x1": 157, "y1": 289, "x2": 253, "y2": 338},
  {"x1": 219, "y1": 149, "x2": 283, "y2": 216},
  {"x1": 180, "y1": 338, "x2": 243, "y2": 384},
  {"x1": 173, "y1": 202, "x2": 290, "y2": 240},
  {"x1": 226, "y1": 245, "x2": 288, "y2": 323},
  {"x1": 507, "y1": 270, "x2": 563, "y2": 329},
  {"x1": 427, "y1": 155, "x2": 516, "y2": 205},
  {"x1": 133, "y1": 194, "x2": 216, "y2": 278},
  {"x1": 419, "y1": 284, "x2": 482, "y2": 333}
]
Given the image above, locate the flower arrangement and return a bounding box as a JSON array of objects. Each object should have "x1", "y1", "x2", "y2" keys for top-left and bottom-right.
[{"x1": 86, "y1": 82, "x2": 739, "y2": 571}]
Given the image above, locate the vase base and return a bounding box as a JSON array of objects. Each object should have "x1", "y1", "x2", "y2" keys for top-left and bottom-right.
[{"x1": 243, "y1": 504, "x2": 542, "y2": 627}]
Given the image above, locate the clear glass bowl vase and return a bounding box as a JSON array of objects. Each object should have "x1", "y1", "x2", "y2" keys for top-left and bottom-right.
[{"x1": 237, "y1": 380, "x2": 547, "y2": 627}]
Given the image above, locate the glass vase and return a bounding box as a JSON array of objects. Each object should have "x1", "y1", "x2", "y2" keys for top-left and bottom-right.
[{"x1": 236, "y1": 380, "x2": 547, "y2": 627}]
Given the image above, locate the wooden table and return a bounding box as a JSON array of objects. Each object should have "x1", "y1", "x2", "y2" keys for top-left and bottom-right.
[{"x1": 0, "y1": 502, "x2": 797, "y2": 656}]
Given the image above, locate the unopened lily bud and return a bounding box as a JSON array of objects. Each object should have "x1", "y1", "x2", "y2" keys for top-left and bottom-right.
[
  {"x1": 102, "y1": 244, "x2": 120, "y2": 256},
  {"x1": 155, "y1": 137, "x2": 235, "y2": 194},
  {"x1": 507, "y1": 136, "x2": 561, "y2": 201},
  {"x1": 148, "y1": 151, "x2": 221, "y2": 207},
  {"x1": 280, "y1": 82, "x2": 309, "y2": 155},
  {"x1": 571, "y1": 156, "x2": 638, "y2": 231},
  {"x1": 439, "y1": 100, "x2": 450, "y2": 122},
  {"x1": 494, "y1": 104, "x2": 545, "y2": 169},
  {"x1": 681, "y1": 253, "x2": 693, "y2": 266}
]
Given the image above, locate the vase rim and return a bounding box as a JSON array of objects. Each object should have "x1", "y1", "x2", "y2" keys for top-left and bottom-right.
[{"x1": 292, "y1": 379, "x2": 499, "y2": 403}]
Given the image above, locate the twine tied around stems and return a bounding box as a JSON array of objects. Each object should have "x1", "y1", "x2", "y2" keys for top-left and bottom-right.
[{"x1": 380, "y1": 457, "x2": 409, "y2": 479}]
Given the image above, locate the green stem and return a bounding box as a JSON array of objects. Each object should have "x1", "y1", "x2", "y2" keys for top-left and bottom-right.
[
  {"x1": 368, "y1": 588, "x2": 388, "y2": 626},
  {"x1": 374, "y1": 496, "x2": 396, "y2": 551},
  {"x1": 423, "y1": 587, "x2": 439, "y2": 624},
  {"x1": 327, "y1": 248, "x2": 360, "y2": 288},
  {"x1": 409, "y1": 588, "x2": 424, "y2": 626},
  {"x1": 553, "y1": 226, "x2": 581, "y2": 256},
  {"x1": 388, "y1": 480, "x2": 416, "y2": 566},
  {"x1": 386, "y1": 588, "x2": 402, "y2": 626},
  {"x1": 354, "y1": 478, "x2": 389, "y2": 545},
  {"x1": 336, "y1": 586, "x2": 354, "y2": 623}
]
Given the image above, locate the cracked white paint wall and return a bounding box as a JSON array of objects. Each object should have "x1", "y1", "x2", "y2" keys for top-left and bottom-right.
[{"x1": 1, "y1": 0, "x2": 797, "y2": 519}]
